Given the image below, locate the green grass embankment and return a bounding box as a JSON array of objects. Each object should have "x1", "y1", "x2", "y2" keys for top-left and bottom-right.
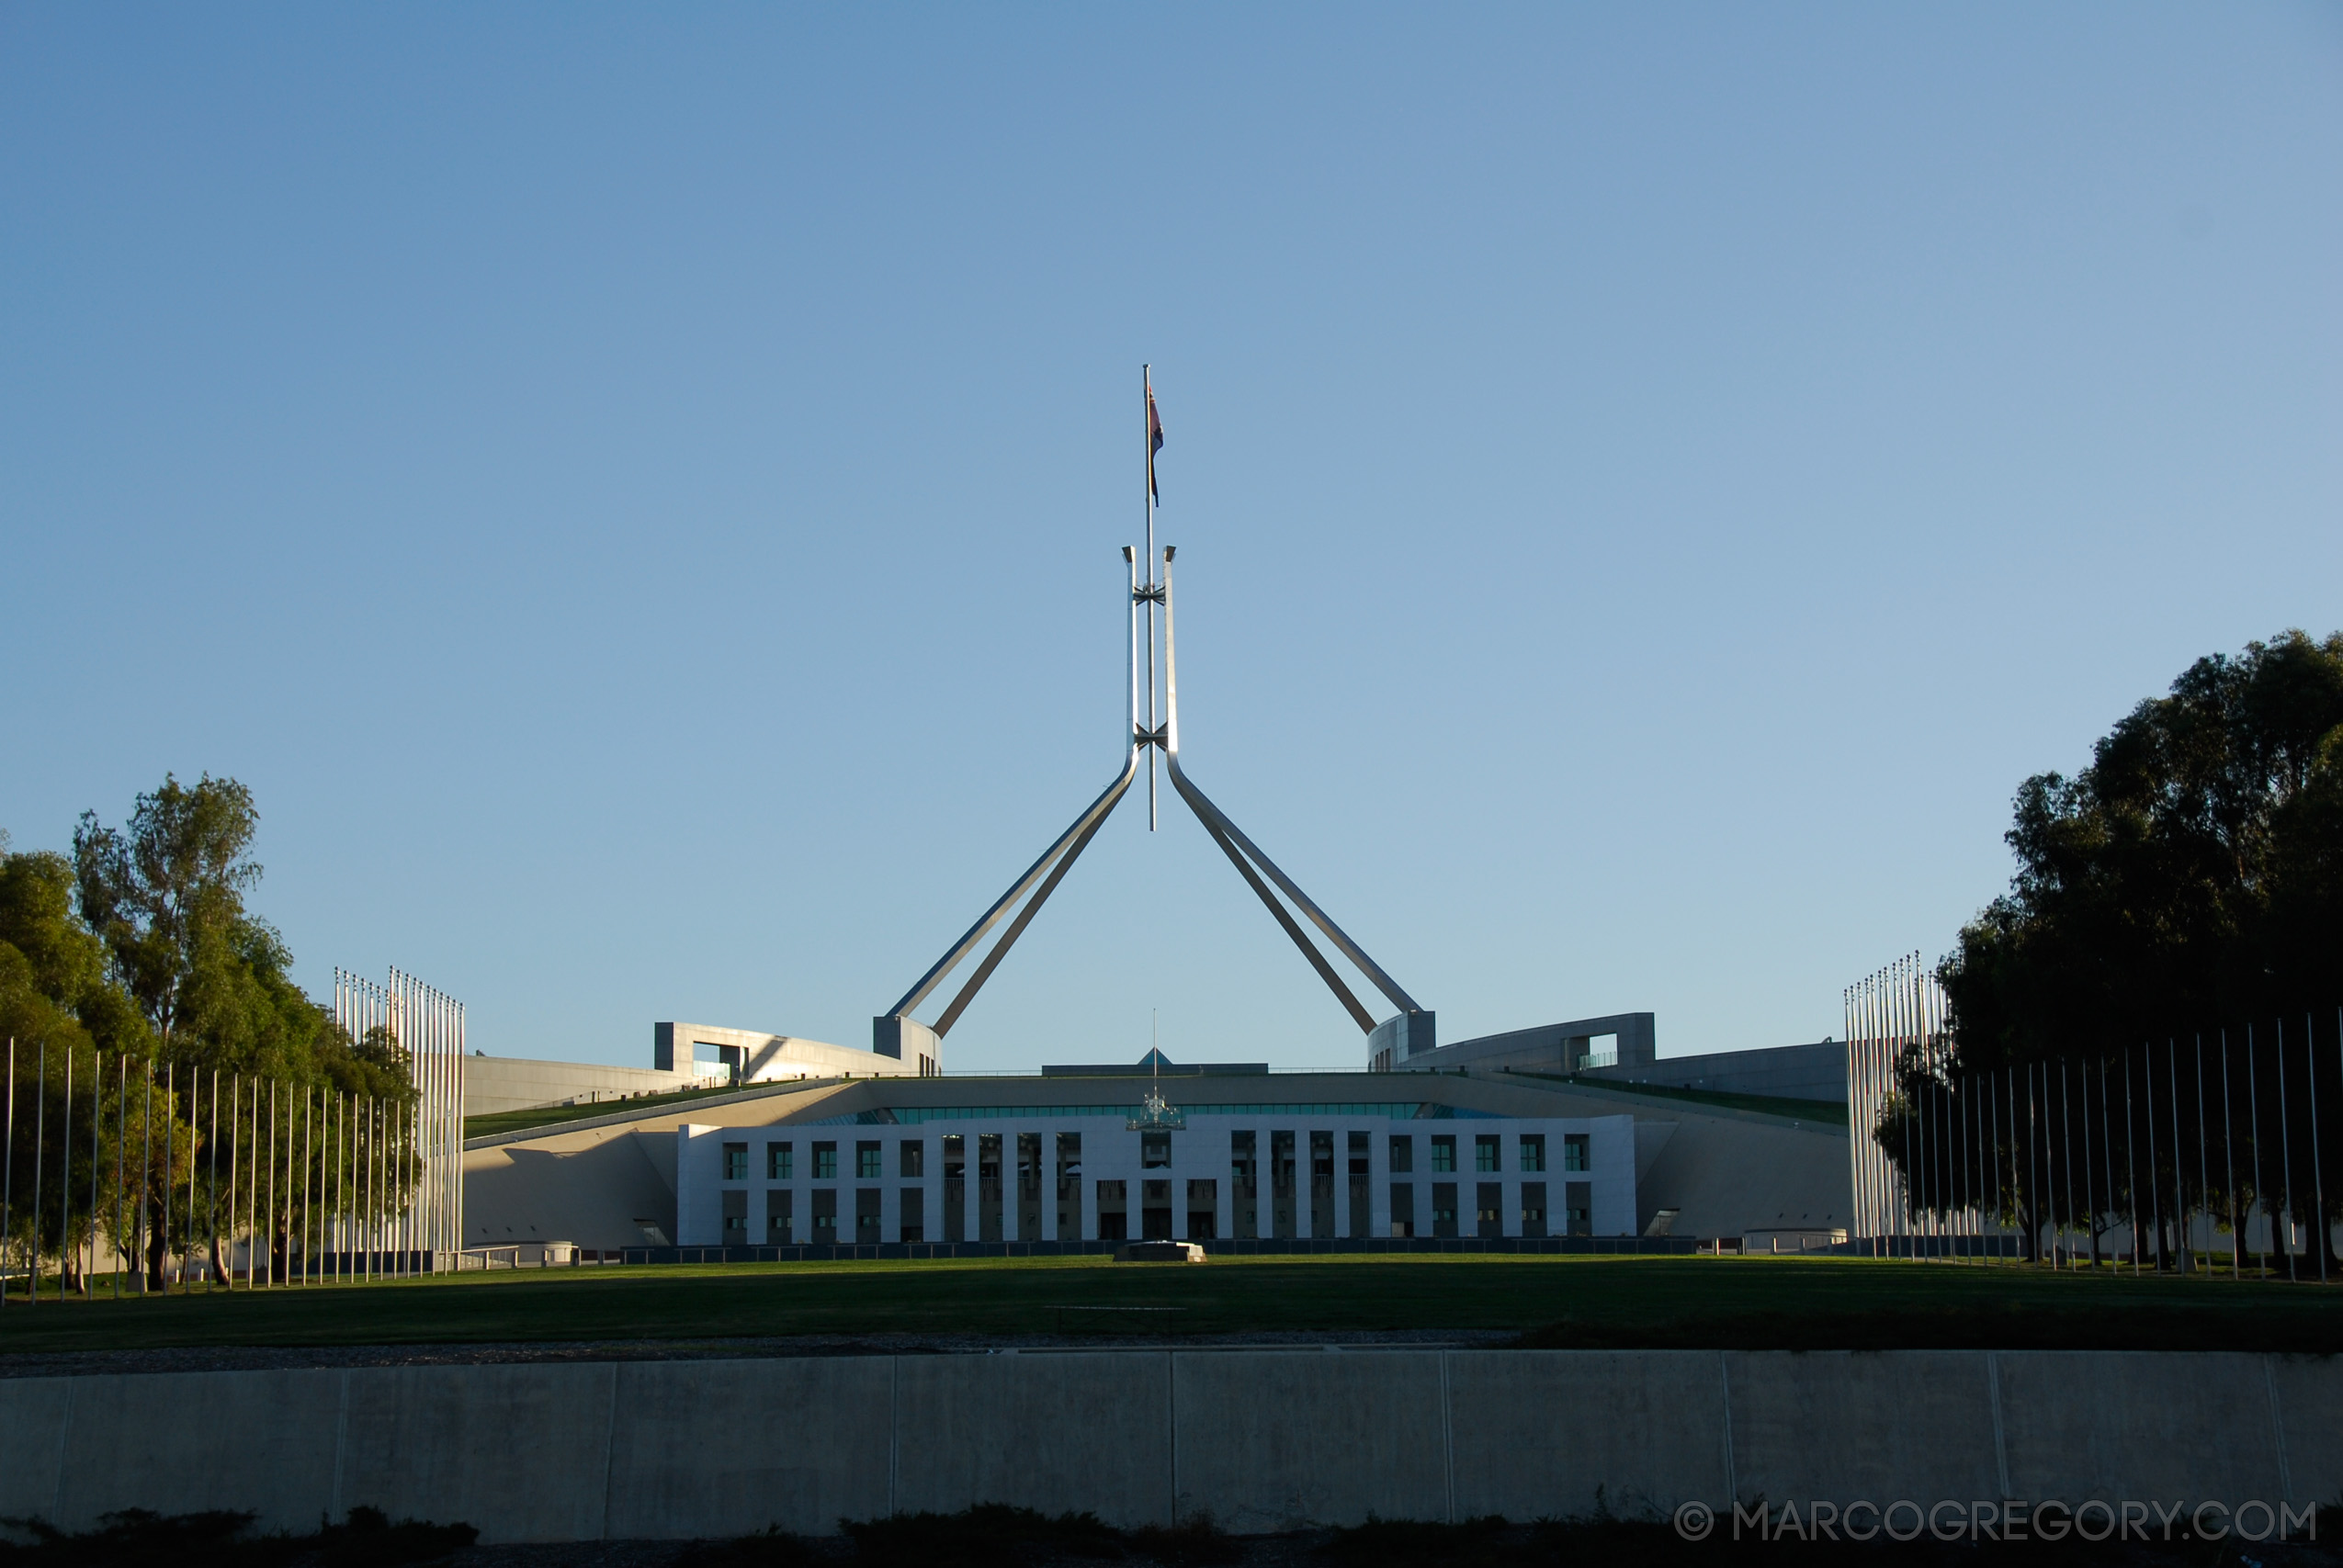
[{"x1": 1, "y1": 1254, "x2": 2333, "y2": 1357}]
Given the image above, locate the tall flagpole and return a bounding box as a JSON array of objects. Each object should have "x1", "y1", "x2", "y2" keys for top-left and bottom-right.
[{"x1": 1144, "y1": 365, "x2": 1158, "y2": 830}]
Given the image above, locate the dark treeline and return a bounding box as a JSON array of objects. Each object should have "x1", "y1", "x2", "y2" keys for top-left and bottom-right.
[
  {"x1": 1, "y1": 774, "x2": 414, "y2": 1291},
  {"x1": 1878, "y1": 630, "x2": 2343, "y2": 1267}
]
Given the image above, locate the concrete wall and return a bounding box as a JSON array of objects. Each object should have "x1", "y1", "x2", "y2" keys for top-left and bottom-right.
[
  {"x1": 1585, "y1": 1041, "x2": 1848, "y2": 1104},
  {"x1": 1398, "y1": 1014, "x2": 1657, "y2": 1075},
  {"x1": 658, "y1": 1022, "x2": 916, "y2": 1082},
  {"x1": 0, "y1": 1350, "x2": 2329, "y2": 1542},
  {"x1": 465, "y1": 1055, "x2": 711, "y2": 1116}
]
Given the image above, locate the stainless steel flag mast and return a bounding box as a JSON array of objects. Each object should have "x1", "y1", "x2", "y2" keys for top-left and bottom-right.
[{"x1": 872, "y1": 370, "x2": 1432, "y2": 1069}]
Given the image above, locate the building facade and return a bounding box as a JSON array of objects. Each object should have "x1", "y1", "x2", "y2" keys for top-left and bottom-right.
[{"x1": 673, "y1": 1105, "x2": 1635, "y2": 1247}]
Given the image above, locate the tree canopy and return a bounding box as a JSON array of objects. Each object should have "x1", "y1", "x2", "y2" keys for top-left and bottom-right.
[
  {"x1": 1941, "y1": 628, "x2": 2343, "y2": 1066},
  {"x1": 5, "y1": 777, "x2": 418, "y2": 1288}
]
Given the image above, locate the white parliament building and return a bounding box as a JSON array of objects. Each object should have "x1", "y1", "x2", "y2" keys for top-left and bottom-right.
[
  {"x1": 461, "y1": 1021, "x2": 1853, "y2": 1256},
  {"x1": 673, "y1": 1100, "x2": 1636, "y2": 1247}
]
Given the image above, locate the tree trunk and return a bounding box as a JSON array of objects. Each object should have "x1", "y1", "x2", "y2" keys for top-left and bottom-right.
[{"x1": 145, "y1": 1199, "x2": 171, "y2": 1292}]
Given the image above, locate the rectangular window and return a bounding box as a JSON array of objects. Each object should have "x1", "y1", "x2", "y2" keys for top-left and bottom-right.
[
  {"x1": 1476, "y1": 1181, "x2": 1503, "y2": 1238},
  {"x1": 767, "y1": 1142, "x2": 793, "y2": 1180},
  {"x1": 1475, "y1": 1134, "x2": 1500, "y2": 1173},
  {"x1": 1518, "y1": 1134, "x2": 1545, "y2": 1174},
  {"x1": 1520, "y1": 1181, "x2": 1546, "y2": 1238},
  {"x1": 1141, "y1": 1130, "x2": 1172, "y2": 1168},
  {"x1": 722, "y1": 1142, "x2": 748, "y2": 1181},
  {"x1": 1431, "y1": 1180, "x2": 1459, "y2": 1238},
  {"x1": 1231, "y1": 1131, "x2": 1258, "y2": 1240},
  {"x1": 1566, "y1": 1179, "x2": 1591, "y2": 1236},
  {"x1": 1563, "y1": 1134, "x2": 1590, "y2": 1173},
  {"x1": 811, "y1": 1187, "x2": 838, "y2": 1240},
  {"x1": 1269, "y1": 1131, "x2": 1296, "y2": 1239},
  {"x1": 900, "y1": 1140, "x2": 924, "y2": 1178},
  {"x1": 1388, "y1": 1134, "x2": 1413, "y2": 1174},
  {"x1": 766, "y1": 1188, "x2": 792, "y2": 1242},
  {"x1": 1389, "y1": 1180, "x2": 1415, "y2": 1237},
  {"x1": 1141, "y1": 1179, "x2": 1173, "y2": 1241},
  {"x1": 812, "y1": 1141, "x2": 838, "y2": 1180},
  {"x1": 721, "y1": 1187, "x2": 747, "y2": 1238},
  {"x1": 1347, "y1": 1130, "x2": 1370, "y2": 1175},
  {"x1": 856, "y1": 1187, "x2": 882, "y2": 1244},
  {"x1": 943, "y1": 1134, "x2": 967, "y2": 1243},
  {"x1": 856, "y1": 1141, "x2": 883, "y2": 1179},
  {"x1": 1430, "y1": 1135, "x2": 1456, "y2": 1174},
  {"x1": 900, "y1": 1186, "x2": 924, "y2": 1243},
  {"x1": 1096, "y1": 1179, "x2": 1127, "y2": 1242},
  {"x1": 978, "y1": 1134, "x2": 1004, "y2": 1243},
  {"x1": 1057, "y1": 1133, "x2": 1082, "y2": 1241},
  {"x1": 1186, "y1": 1179, "x2": 1217, "y2": 1240}
]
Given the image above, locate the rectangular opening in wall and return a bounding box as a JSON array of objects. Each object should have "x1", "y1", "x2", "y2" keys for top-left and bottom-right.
[
  {"x1": 1389, "y1": 1180, "x2": 1414, "y2": 1237},
  {"x1": 1096, "y1": 1179, "x2": 1127, "y2": 1242},
  {"x1": 1186, "y1": 1179, "x2": 1217, "y2": 1239},
  {"x1": 856, "y1": 1187, "x2": 882, "y2": 1244},
  {"x1": 1430, "y1": 1134, "x2": 1455, "y2": 1174},
  {"x1": 766, "y1": 1188, "x2": 792, "y2": 1244},
  {"x1": 1476, "y1": 1181, "x2": 1502, "y2": 1238},
  {"x1": 1017, "y1": 1132, "x2": 1043, "y2": 1239},
  {"x1": 1432, "y1": 1181, "x2": 1458, "y2": 1238},
  {"x1": 1563, "y1": 1134, "x2": 1590, "y2": 1172},
  {"x1": 900, "y1": 1140, "x2": 924, "y2": 1179},
  {"x1": 857, "y1": 1141, "x2": 883, "y2": 1179},
  {"x1": 1520, "y1": 1181, "x2": 1546, "y2": 1238},
  {"x1": 720, "y1": 1187, "x2": 747, "y2": 1242},
  {"x1": 979, "y1": 1133, "x2": 1003, "y2": 1243},
  {"x1": 1231, "y1": 1131, "x2": 1258, "y2": 1239},
  {"x1": 1474, "y1": 1134, "x2": 1500, "y2": 1174},
  {"x1": 1058, "y1": 1133, "x2": 1083, "y2": 1240},
  {"x1": 1566, "y1": 1179, "x2": 1591, "y2": 1237},
  {"x1": 900, "y1": 1186, "x2": 924, "y2": 1243},
  {"x1": 1309, "y1": 1130, "x2": 1335, "y2": 1239},
  {"x1": 812, "y1": 1141, "x2": 837, "y2": 1180},
  {"x1": 1271, "y1": 1131, "x2": 1296, "y2": 1239},
  {"x1": 1141, "y1": 1179, "x2": 1173, "y2": 1240},
  {"x1": 722, "y1": 1142, "x2": 748, "y2": 1181},
  {"x1": 1518, "y1": 1134, "x2": 1545, "y2": 1174},
  {"x1": 1388, "y1": 1134, "x2": 1413, "y2": 1174},
  {"x1": 943, "y1": 1134, "x2": 966, "y2": 1244},
  {"x1": 767, "y1": 1141, "x2": 793, "y2": 1180},
  {"x1": 1141, "y1": 1130, "x2": 1172, "y2": 1168},
  {"x1": 1347, "y1": 1131, "x2": 1370, "y2": 1239},
  {"x1": 811, "y1": 1187, "x2": 837, "y2": 1242}
]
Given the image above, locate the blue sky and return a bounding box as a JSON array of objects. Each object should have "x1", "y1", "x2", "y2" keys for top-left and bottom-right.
[{"x1": 5, "y1": 6, "x2": 2338, "y2": 1073}]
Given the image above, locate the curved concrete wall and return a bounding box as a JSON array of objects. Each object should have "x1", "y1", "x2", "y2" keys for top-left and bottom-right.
[{"x1": 0, "y1": 1350, "x2": 2332, "y2": 1542}]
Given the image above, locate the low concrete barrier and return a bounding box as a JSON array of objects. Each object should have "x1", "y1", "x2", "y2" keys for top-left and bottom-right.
[{"x1": 0, "y1": 1350, "x2": 2330, "y2": 1541}]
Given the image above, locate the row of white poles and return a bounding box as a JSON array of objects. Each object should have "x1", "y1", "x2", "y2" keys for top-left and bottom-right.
[
  {"x1": 1, "y1": 965, "x2": 467, "y2": 1303},
  {"x1": 0, "y1": 1043, "x2": 419, "y2": 1303},
  {"x1": 1846, "y1": 961, "x2": 2338, "y2": 1279},
  {"x1": 334, "y1": 968, "x2": 465, "y2": 1258}
]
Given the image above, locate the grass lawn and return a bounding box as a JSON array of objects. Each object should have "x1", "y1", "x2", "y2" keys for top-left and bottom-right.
[{"x1": 0, "y1": 1254, "x2": 2336, "y2": 1357}]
